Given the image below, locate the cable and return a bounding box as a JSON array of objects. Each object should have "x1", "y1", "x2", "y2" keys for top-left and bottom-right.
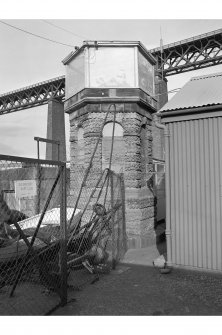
[
  {"x1": 0, "y1": 20, "x2": 76, "y2": 48},
  {"x1": 168, "y1": 88, "x2": 181, "y2": 94},
  {"x1": 41, "y1": 20, "x2": 87, "y2": 40}
]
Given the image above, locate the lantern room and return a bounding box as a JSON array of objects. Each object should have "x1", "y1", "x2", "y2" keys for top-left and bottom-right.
[{"x1": 62, "y1": 41, "x2": 157, "y2": 112}]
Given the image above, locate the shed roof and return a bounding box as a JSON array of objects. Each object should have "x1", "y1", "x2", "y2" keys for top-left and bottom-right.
[{"x1": 160, "y1": 72, "x2": 222, "y2": 113}]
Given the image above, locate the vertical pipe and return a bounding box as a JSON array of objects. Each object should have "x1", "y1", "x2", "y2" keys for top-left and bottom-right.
[
  {"x1": 60, "y1": 164, "x2": 67, "y2": 306},
  {"x1": 164, "y1": 124, "x2": 172, "y2": 266},
  {"x1": 154, "y1": 114, "x2": 172, "y2": 266}
]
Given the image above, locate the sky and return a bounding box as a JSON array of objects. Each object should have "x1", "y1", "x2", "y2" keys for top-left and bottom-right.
[{"x1": 0, "y1": 3, "x2": 222, "y2": 160}]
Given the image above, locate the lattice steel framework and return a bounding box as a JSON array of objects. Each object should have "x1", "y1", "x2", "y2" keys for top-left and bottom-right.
[
  {"x1": 0, "y1": 76, "x2": 65, "y2": 115},
  {"x1": 1, "y1": 28, "x2": 222, "y2": 114},
  {"x1": 150, "y1": 28, "x2": 222, "y2": 76}
]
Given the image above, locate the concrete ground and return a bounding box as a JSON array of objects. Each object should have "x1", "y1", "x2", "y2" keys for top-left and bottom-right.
[{"x1": 52, "y1": 242, "x2": 222, "y2": 316}]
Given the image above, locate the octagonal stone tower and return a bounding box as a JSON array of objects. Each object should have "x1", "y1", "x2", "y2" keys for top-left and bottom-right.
[{"x1": 63, "y1": 41, "x2": 157, "y2": 248}]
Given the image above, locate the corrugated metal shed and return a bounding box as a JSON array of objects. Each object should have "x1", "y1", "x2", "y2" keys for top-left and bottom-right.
[
  {"x1": 168, "y1": 118, "x2": 222, "y2": 271},
  {"x1": 159, "y1": 71, "x2": 222, "y2": 272},
  {"x1": 160, "y1": 72, "x2": 222, "y2": 112}
]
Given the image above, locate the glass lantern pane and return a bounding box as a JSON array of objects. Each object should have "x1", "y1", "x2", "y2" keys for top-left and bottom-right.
[
  {"x1": 65, "y1": 50, "x2": 85, "y2": 98},
  {"x1": 138, "y1": 51, "x2": 154, "y2": 96},
  {"x1": 88, "y1": 47, "x2": 135, "y2": 88}
]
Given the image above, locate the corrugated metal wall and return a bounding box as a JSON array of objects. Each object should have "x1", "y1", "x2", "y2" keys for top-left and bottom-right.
[{"x1": 168, "y1": 116, "x2": 222, "y2": 271}]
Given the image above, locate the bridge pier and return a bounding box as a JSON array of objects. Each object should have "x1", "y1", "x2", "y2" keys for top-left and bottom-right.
[{"x1": 46, "y1": 98, "x2": 66, "y2": 161}]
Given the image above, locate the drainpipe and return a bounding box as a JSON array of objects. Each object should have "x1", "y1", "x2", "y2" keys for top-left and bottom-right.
[{"x1": 153, "y1": 113, "x2": 172, "y2": 267}]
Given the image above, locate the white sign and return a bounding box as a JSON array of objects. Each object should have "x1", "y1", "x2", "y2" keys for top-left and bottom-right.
[{"x1": 15, "y1": 180, "x2": 37, "y2": 199}]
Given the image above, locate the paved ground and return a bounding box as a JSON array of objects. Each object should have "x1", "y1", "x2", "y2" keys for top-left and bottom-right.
[{"x1": 52, "y1": 243, "x2": 222, "y2": 316}]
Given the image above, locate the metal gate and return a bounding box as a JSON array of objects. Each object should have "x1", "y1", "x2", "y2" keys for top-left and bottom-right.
[{"x1": 0, "y1": 154, "x2": 67, "y2": 315}]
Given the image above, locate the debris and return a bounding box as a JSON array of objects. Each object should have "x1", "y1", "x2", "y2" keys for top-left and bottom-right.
[
  {"x1": 153, "y1": 254, "x2": 166, "y2": 269},
  {"x1": 82, "y1": 260, "x2": 94, "y2": 274},
  {"x1": 94, "y1": 263, "x2": 110, "y2": 274},
  {"x1": 0, "y1": 236, "x2": 47, "y2": 262}
]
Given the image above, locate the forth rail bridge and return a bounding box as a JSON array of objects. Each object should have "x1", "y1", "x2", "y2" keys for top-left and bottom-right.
[{"x1": 1, "y1": 28, "x2": 222, "y2": 115}]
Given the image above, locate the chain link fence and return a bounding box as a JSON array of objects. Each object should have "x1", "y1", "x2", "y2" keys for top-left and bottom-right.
[
  {"x1": 0, "y1": 154, "x2": 127, "y2": 315},
  {"x1": 0, "y1": 155, "x2": 67, "y2": 315},
  {"x1": 66, "y1": 168, "x2": 127, "y2": 293}
]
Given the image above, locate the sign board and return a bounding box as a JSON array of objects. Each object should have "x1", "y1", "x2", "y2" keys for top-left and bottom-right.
[{"x1": 14, "y1": 180, "x2": 37, "y2": 199}]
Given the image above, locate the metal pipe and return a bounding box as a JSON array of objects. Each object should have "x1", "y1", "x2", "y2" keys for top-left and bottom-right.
[{"x1": 153, "y1": 114, "x2": 172, "y2": 266}]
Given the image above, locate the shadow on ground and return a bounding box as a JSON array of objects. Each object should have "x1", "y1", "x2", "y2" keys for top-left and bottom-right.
[{"x1": 52, "y1": 243, "x2": 222, "y2": 316}]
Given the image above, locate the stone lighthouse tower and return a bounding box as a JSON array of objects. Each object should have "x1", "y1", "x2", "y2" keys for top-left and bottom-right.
[{"x1": 63, "y1": 41, "x2": 157, "y2": 248}]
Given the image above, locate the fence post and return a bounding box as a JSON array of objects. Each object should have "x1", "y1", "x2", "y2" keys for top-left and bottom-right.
[
  {"x1": 35, "y1": 164, "x2": 41, "y2": 214},
  {"x1": 120, "y1": 173, "x2": 127, "y2": 254},
  {"x1": 110, "y1": 171, "x2": 116, "y2": 269},
  {"x1": 35, "y1": 137, "x2": 41, "y2": 214},
  {"x1": 60, "y1": 164, "x2": 67, "y2": 306}
]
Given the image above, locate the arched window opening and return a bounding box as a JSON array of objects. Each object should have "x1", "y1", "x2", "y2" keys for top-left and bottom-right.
[
  {"x1": 102, "y1": 122, "x2": 123, "y2": 137},
  {"x1": 102, "y1": 122, "x2": 125, "y2": 173}
]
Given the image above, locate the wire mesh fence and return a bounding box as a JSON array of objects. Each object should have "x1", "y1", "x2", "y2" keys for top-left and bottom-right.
[
  {"x1": 0, "y1": 155, "x2": 67, "y2": 315},
  {"x1": 66, "y1": 168, "x2": 127, "y2": 293},
  {"x1": 0, "y1": 154, "x2": 127, "y2": 315}
]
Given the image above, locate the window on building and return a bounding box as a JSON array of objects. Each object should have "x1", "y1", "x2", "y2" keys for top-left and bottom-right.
[{"x1": 102, "y1": 122, "x2": 125, "y2": 173}]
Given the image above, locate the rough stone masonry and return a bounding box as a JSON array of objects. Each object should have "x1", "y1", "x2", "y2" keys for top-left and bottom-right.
[{"x1": 68, "y1": 101, "x2": 156, "y2": 249}]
